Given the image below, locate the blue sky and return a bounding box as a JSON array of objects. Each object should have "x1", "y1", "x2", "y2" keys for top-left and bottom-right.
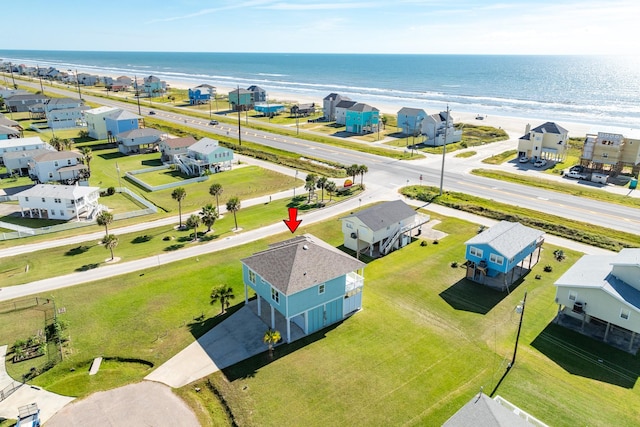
[{"x1": 4, "y1": 1, "x2": 638, "y2": 54}]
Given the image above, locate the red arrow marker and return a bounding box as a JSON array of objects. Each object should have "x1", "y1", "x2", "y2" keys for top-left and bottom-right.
[{"x1": 283, "y1": 207, "x2": 302, "y2": 233}]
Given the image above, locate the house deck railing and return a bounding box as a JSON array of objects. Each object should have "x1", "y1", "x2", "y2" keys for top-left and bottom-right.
[{"x1": 346, "y1": 271, "x2": 364, "y2": 292}]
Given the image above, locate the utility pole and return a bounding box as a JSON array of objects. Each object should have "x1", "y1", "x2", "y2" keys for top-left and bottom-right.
[
  {"x1": 8, "y1": 62, "x2": 16, "y2": 88},
  {"x1": 236, "y1": 85, "x2": 242, "y2": 146},
  {"x1": 36, "y1": 65, "x2": 45, "y2": 94},
  {"x1": 439, "y1": 105, "x2": 450, "y2": 195},
  {"x1": 134, "y1": 75, "x2": 141, "y2": 115},
  {"x1": 72, "y1": 69, "x2": 82, "y2": 100}
]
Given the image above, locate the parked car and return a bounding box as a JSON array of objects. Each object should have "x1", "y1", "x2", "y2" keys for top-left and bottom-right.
[
  {"x1": 518, "y1": 157, "x2": 530, "y2": 163},
  {"x1": 569, "y1": 165, "x2": 584, "y2": 173},
  {"x1": 209, "y1": 120, "x2": 219, "y2": 125},
  {"x1": 148, "y1": 110, "x2": 156, "y2": 115},
  {"x1": 534, "y1": 159, "x2": 547, "y2": 168},
  {"x1": 565, "y1": 171, "x2": 588, "y2": 180}
]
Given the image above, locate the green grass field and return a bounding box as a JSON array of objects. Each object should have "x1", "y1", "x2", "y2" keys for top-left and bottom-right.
[{"x1": 0, "y1": 206, "x2": 637, "y2": 426}]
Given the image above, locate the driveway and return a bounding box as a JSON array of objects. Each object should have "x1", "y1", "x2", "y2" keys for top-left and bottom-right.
[
  {"x1": 0, "y1": 345, "x2": 75, "y2": 424},
  {"x1": 146, "y1": 303, "x2": 275, "y2": 388},
  {"x1": 44, "y1": 381, "x2": 198, "y2": 427}
]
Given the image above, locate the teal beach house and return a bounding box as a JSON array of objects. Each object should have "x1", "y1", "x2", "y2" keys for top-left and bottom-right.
[
  {"x1": 345, "y1": 103, "x2": 379, "y2": 134},
  {"x1": 464, "y1": 221, "x2": 544, "y2": 291},
  {"x1": 241, "y1": 234, "x2": 366, "y2": 343}
]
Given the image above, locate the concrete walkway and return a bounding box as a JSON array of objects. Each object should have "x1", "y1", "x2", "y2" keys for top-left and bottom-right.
[
  {"x1": 146, "y1": 303, "x2": 272, "y2": 388},
  {"x1": 0, "y1": 345, "x2": 75, "y2": 425},
  {"x1": 44, "y1": 381, "x2": 198, "y2": 427}
]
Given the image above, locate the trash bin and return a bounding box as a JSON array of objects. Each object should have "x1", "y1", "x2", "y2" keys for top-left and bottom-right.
[{"x1": 630, "y1": 178, "x2": 638, "y2": 190}]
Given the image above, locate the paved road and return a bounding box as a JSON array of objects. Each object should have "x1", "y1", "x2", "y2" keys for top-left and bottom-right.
[{"x1": 16, "y1": 80, "x2": 640, "y2": 235}]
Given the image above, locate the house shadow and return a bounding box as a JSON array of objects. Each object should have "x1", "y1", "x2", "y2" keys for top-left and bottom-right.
[
  {"x1": 439, "y1": 277, "x2": 522, "y2": 314},
  {"x1": 222, "y1": 322, "x2": 342, "y2": 381},
  {"x1": 531, "y1": 323, "x2": 640, "y2": 388},
  {"x1": 98, "y1": 151, "x2": 126, "y2": 160},
  {"x1": 141, "y1": 159, "x2": 163, "y2": 167},
  {"x1": 331, "y1": 131, "x2": 353, "y2": 138}
]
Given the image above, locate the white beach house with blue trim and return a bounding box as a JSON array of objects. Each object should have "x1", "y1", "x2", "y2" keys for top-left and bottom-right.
[
  {"x1": 465, "y1": 221, "x2": 544, "y2": 291},
  {"x1": 241, "y1": 234, "x2": 366, "y2": 343}
]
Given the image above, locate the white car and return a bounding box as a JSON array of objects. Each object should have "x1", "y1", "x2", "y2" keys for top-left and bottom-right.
[
  {"x1": 565, "y1": 171, "x2": 587, "y2": 180},
  {"x1": 518, "y1": 157, "x2": 530, "y2": 163},
  {"x1": 534, "y1": 159, "x2": 547, "y2": 168}
]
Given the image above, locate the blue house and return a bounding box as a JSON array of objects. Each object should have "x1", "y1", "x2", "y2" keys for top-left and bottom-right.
[
  {"x1": 345, "y1": 103, "x2": 379, "y2": 134},
  {"x1": 397, "y1": 107, "x2": 427, "y2": 135},
  {"x1": 105, "y1": 109, "x2": 141, "y2": 139},
  {"x1": 188, "y1": 84, "x2": 215, "y2": 105},
  {"x1": 464, "y1": 221, "x2": 544, "y2": 291},
  {"x1": 241, "y1": 234, "x2": 366, "y2": 343},
  {"x1": 173, "y1": 137, "x2": 234, "y2": 176}
]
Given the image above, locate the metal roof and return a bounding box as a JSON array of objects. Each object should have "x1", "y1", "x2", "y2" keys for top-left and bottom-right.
[
  {"x1": 341, "y1": 200, "x2": 417, "y2": 232},
  {"x1": 465, "y1": 221, "x2": 544, "y2": 259}
]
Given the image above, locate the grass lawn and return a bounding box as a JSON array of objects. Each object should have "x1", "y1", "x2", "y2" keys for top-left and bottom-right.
[
  {"x1": 482, "y1": 149, "x2": 517, "y2": 164},
  {"x1": 1, "y1": 206, "x2": 640, "y2": 425},
  {"x1": 454, "y1": 150, "x2": 477, "y2": 158},
  {"x1": 134, "y1": 167, "x2": 187, "y2": 186}
]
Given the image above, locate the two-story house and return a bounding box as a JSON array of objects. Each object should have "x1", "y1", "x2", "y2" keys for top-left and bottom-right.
[
  {"x1": 28, "y1": 151, "x2": 88, "y2": 185},
  {"x1": 5, "y1": 94, "x2": 49, "y2": 113},
  {"x1": 241, "y1": 234, "x2": 366, "y2": 343},
  {"x1": 518, "y1": 122, "x2": 569, "y2": 162},
  {"x1": 44, "y1": 97, "x2": 85, "y2": 129},
  {"x1": 322, "y1": 93, "x2": 351, "y2": 121},
  {"x1": 465, "y1": 221, "x2": 544, "y2": 291},
  {"x1": 16, "y1": 184, "x2": 101, "y2": 221},
  {"x1": 0, "y1": 137, "x2": 54, "y2": 165},
  {"x1": 173, "y1": 137, "x2": 233, "y2": 176},
  {"x1": 334, "y1": 100, "x2": 357, "y2": 125},
  {"x1": 345, "y1": 103, "x2": 379, "y2": 134},
  {"x1": 143, "y1": 75, "x2": 166, "y2": 97},
  {"x1": 422, "y1": 110, "x2": 462, "y2": 146},
  {"x1": 159, "y1": 136, "x2": 197, "y2": 162},
  {"x1": 247, "y1": 85, "x2": 267, "y2": 103},
  {"x1": 228, "y1": 88, "x2": 254, "y2": 111},
  {"x1": 555, "y1": 248, "x2": 640, "y2": 353},
  {"x1": 85, "y1": 106, "x2": 120, "y2": 140},
  {"x1": 188, "y1": 84, "x2": 215, "y2": 105},
  {"x1": 117, "y1": 128, "x2": 164, "y2": 154},
  {"x1": 397, "y1": 107, "x2": 427, "y2": 136},
  {"x1": 3, "y1": 148, "x2": 54, "y2": 176},
  {"x1": 581, "y1": 128, "x2": 640, "y2": 176}
]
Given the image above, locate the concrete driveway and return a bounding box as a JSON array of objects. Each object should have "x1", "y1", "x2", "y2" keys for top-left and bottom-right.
[
  {"x1": 146, "y1": 304, "x2": 272, "y2": 388},
  {"x1": 44, "y1": 381, "x2": 198, "y2": 427},
  {"x1": 0, "y1": 345, "x2": 75, "y2": 424}
]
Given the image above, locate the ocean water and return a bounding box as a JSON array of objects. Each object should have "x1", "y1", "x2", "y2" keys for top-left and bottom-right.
[{"x1": 2, "y1": 50, "x2": 640, "y2": 129}]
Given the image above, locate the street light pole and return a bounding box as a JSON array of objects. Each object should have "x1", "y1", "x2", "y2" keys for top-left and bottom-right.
[{"x1": 439, "y1": 105, "x2": 450, "y2": 196}]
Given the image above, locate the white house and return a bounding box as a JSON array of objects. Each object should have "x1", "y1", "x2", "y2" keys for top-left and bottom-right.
[
  {"x1": 159, "y1": 136, "x2": 197, "y2": 162},
  {"x1": 16, "y1": 184, "x2": 102, "y2": 221},
  {"x1": 555, "y1": 248, "x2": 640, "y2": 352},
  {"x1": 334, "y1": 99, "x2": 357, "y2": 126},
  {"x1": 397, "y1": 107, "x2": 427, "y2": 135},
  {"x1": 322, "y1": 93, "x2": 351, "y2": 121},
  {"x1": 3, "y1": 148, "x2": 53, "y2": 176},
  {"x1": 340, "y1": 200, "x2": 429, "y2": 257},
  {"x1": 44, "y1": 98, "x2": 85, "y2": 129},
  {"x1": 422, "y1": 110, "x2": 462, "y2": 146},
  {"x1": 0, "y1": 137, "x2": 54, "y2": 165},
  {"x1": 85, "y1": 106, "x2": 119, "y2": 139},
  {"x1": 173, "y1": 137, "x2": 233, "y2": 176},
  {"x1": 28, "y1": 151, "x2": 88, "y2": 185}
]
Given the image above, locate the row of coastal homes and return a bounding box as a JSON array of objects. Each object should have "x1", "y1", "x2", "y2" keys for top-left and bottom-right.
[
  {"x1": 397, "y1": 107, "x2": 462, "y2": 146},
  {"x1": 228, "y1": 86, "x2": 267, "y2": 111},
  {"x1": 322, "y1": 93, "x2": 380, "y2": 135}
]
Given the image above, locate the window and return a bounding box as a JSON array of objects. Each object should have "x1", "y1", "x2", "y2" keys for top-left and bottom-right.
[
  {"x1": 318, "y1": 284, "x2": 325, "y2": 295},
  {"x1": 48, "y1": 173, "x2": 53, "y2": 178},
  {"x1": 54, "y1": 161, "x2": 59, "y2": 167},
  {"x1": 271, "y1": 287, "x2": 280, "y2": 304},
  {"x1": 621, "y1": 309, "x2": 630, "y2": 320},
  {"x1": 345, "y1": 222, "x2": 353, "y2": 229},
  {"x1": 602, "y1": 153, "x2": 608, "y2": 158},
  {"x1": 469, "y1": 246, "x2": 483, "y2": 258},
  {"x1": 490, "y1": 253, "x2": 504, "y2": 266},
  {"x1": 67, "y1": 159, "x2": 72, "y2": 165},
  {"x1": 25, "y1": 197, "x2": 29, "y2": 202},
  {"x1": 568, "y1": 291, "x2": 577, "y2": 301},
  {"x1": 54, "y1": 198, "x2": 61, "y2": 204},
  {"x1": 248, "y1": 270, "x2": 256, "y2": 284},
  {"x1": 60, "y1": 210, "x2": 64, "y2": 216},
  {"x1": 41, "y1": 198, "x2": 46, "y2": 203}
]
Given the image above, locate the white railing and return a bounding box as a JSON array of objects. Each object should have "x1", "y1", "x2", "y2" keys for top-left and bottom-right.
[{"x1": 346, "y1": 271, "x2": 364, "y2": 292}]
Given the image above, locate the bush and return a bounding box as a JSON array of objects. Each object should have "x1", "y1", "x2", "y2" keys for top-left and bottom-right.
[
  {"x1": 544, "y1": 265, "x2": 553, "y2": 272},
  {"x1": 451, "y1": 261, "x2": 458, "y2": 268},
  {"x1": 420, "y1": 241, "x2": 428, "y2": 247},
  {"x1": 107, "y1": 186, "x2": 116, "y2": 196},
  {"x1": 553, "y1": 249, "x2": 566, "y2": 261},
  {"x1": 433, "y1": 240, "x2": 439, "y2": 245}
]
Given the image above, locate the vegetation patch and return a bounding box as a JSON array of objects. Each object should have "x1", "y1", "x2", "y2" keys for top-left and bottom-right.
[{"x1": 481, "y1": 149, "x2": 517, "y2": 164}]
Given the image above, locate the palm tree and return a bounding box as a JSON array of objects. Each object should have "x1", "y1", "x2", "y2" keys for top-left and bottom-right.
[
  {"x1": 346, "y1": 164, "x2": 359, "y2": 183},
  {"x1": 263, "y1": 328, "x2": 281, "y2": 359},
  {"x1": 209, "y1": 183, "x2": 223, "y2": 215},
  {"x1": 358, "y1": 164, "x2": 369, "y2": 187},
  {"x1": 50, "y1": 136, "x2": 64, "y2": 151},
  {"x1": 200, "y1": 203, "x2": 218, "y2": 232},
  {"x1": 210, "y1": 285, "x2": 235, "y2": 314},
  {"x1": 325, "y1": 181, "x2": 337, "y2": 202},
  {"x1": 316, "y1": 176, "x2": 328, "y2": 202},
  {"x1": 63, "y1": 138, "x2": 74, "y2": 151},
  {"x1": 380, "y1": 115, "x2": 388, "y2": 130},
  {"x1": 96, "y1": 210, "x2": 113, "y2": 236},
  {"x1": 81, "y1": 147, "x2": 93, "y2": 171},
  {"x1": 305, "y1": 173, "x2": 317, "y2": 203},
  {"x1": 226, "y1": 196, "x2": 241, "y2": 230},
  {"x1": 103, "y1": 234, "x2": 119, "y2": 261},
  {"x1": 171, "y1": 187, "x2": 187, "y2": 228},
  {"x1": 186, "y1": 214, "x2": 201, "y2": 241}
]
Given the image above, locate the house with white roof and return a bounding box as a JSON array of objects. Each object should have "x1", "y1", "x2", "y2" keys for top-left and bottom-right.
[
  {"x1": 16, "y1": 184, "x2": 102, "y2": 221},
  {"x1": 341, "y1": 200, "x2": 429, "y2": 257},
  {"x1": 465, "y1": 221, "x2": 544, "y2": 291},
  {"x1": 28, "y1": 151, "x2": 88, "y2": 185},
  {"x1": 0, "y1": 137, "x2": 53, "y2": 165},
  {"x1": 241, "y1": 234, "x2": 366, "y2": 343},
  {"x1": 85, "y1": 106, "x2": 119, "y2": 139},
  {"x1": 518, "y1": 122, "x2": 569, "y2": 162},
  {"x1": 555, "y1": 248, "x2": 640, "y2": 353},
  {"x1": 173, "y1": 137, "x2": 233, "y2": 176}
]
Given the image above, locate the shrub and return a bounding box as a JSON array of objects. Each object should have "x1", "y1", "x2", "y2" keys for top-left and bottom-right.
[
  {"x1": 451, "y1": 261, "x2": 458, "y2": 268},
  {"x1": 553, "y1": 249, "x2": 566, "y2": 261},
  {"x1": 433, "y1": 240, "x2": 439, "y2": 245},
  {"x1": 420, "y1": 241, "x2": 428, "y2": 247},
  {"x1": 106, "y1": 186, "x2": 116, "y2": 196},
  {"x1": 162, "y1": 236, "x2": 172, "y2": 241},
  {"x1": 544, "y1": 265, "x2": 553, "y2": 272}
]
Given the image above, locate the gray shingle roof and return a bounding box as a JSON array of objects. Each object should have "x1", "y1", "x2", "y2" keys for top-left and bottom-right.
[
  {"x1": 348, "y1": 103, "x2": 378, "y2": 113},
  {"x1": 335, "y1": 100, "x2": 357, "y2": 109},
  {"x1": 33, "y1": 151, "x2": 82, "y2": 162},
  {"x1": 241, "y1": 234, "x2": 365, "y2": 296},
  {"x1": 342, "y1": 200, "x2": 417, "y2": 232},
  {"x1": 2, "y1": 148, "x2": 51, "y2": 161},
  {"x1": 443, "y1": 393, "x2": 532, "y2": 427},
  {"x1": 531, "y1": 122, "x2": 568, "y2": 135},
  {"x1": 397, "y1": 107, "x2": 425, "y2": 116},
  {"x1": 464, "y1": 221, "x2": 544, "y2": 259},
  {"x1": 117, "y1": 128, "x2": 163, "y2": 139}
]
